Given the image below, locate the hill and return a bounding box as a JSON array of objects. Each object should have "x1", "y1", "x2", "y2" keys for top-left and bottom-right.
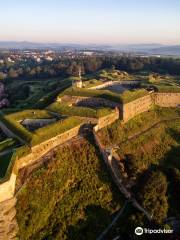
[{"x1": 1, "y1": 41, "x2": 180, "y2": 56}]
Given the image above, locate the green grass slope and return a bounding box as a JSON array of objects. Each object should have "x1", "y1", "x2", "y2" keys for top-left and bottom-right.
[
  {"x1": 98, "y1": 107, "x2": 180, "y2": 171},
  {"x1": 16, "y1": 137, "x2": 123, "y2": 240}
]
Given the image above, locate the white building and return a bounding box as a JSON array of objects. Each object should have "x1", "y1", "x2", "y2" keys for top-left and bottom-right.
[
  {"x1": 45, "y1": 56, "x2": 53, "y2": 61},
  {"x1": 7, "y1": 57, "x2": 15, "y2": 63}
]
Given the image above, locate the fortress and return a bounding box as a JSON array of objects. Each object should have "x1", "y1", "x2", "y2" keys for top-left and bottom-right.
[{"x1": 0, "y1": 91, "x2": 180, "y2": 239}]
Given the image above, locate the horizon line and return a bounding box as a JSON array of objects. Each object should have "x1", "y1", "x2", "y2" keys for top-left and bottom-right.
[{"x1": 0, "y1": 40, "x2": 180, "y2": 46}]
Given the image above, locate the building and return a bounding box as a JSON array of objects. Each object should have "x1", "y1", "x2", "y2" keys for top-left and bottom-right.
[{"x1": 45, "y1": 56, "x2": 53, "y2": 61}]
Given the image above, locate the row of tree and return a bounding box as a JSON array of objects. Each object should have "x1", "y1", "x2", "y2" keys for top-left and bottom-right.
[{"x1": 1, "y1": 56, "x2": 180, "y2": 81}]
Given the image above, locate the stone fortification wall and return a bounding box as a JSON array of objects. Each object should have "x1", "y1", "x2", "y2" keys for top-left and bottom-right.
[
  {"x1": 88, "y1": 80, "x2": 140, "y2": 90},
  {"x1": 60, "y1": 95, "x2": 120, "y2": 108},
  {"x1": 89, "y1": 80, "x2": 119, "y2": 90},
  {"x1": 15, "y1": 124, "x2": 82, "y2": 171},
  {"x1": 122, "y1": 94, "x2": 153, "y2": 122},
  {"x1": 96, "y1": 108, "x2": 119, "y2": 130},
  {"x1": 75, "y1": 96, "x2": 119, "y2": 108},
  {"x1": 0, "y1": 91, "x2": 180, "y2": 239},
  {"x1": 0, "y1": 174, "x2": 16, "y2": 203},
  {"x1": 153, "y1": 92, "x2": 180, "y2": 107},
  {"x1": 122, "y1": 92, "x2": 180, "y2": 122},
  {"x1": 0, "y1": 124, "x2": 82, "y2": 203},
  {"x1": 0, "y1": 123, "x2": 83, "y2": 239},
  {"x1": 0, "y1": 197, "x2": 18, "y2": 240}
]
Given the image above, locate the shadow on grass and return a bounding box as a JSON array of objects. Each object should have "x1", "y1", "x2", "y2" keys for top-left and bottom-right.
[
  {"x1": 0, "y1": 151, "x2": 13, "y2": 179},
  {"x1": 67, "y1": 204, "x2": 111, "y2": 240},
  {"x1": 161, "y1": 146, "x2": 180, "y2": 169}
]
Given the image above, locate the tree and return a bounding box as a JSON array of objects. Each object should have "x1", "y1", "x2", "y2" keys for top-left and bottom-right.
[
  {"x1": 137, "y1": 170, "x2": 168, "y2": 224},
  {"x1": 0, "y1": 72, "x2": 5, "y2": 80},
  {"x1": 66, "y1": 62, "x2": 79, "y2": 76},
  {"x1": 123, "y1": 154, "x2": 139, "y2": 177},
  {"x1": 8, "y1": 68, "x2": 18, "y2": 78},
  {"x1": 166, "y1": 168, "x2": 180, "y2": 216}
]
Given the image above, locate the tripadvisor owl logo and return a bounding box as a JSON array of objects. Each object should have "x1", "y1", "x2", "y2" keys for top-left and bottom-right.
[
  {"x1": 135, "y1": 227, "x2": 143, "y2": 235},
  {"x1": 134, "y1": 226, "x2": 173, "y2": 235}
]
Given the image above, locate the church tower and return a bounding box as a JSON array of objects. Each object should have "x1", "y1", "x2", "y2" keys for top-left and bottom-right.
[{"x1": 72, "y1": 66, "x2": 83, "y2": 88}]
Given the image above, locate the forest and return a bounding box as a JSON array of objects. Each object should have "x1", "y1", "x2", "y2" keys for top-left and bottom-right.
[{"x1": 1, "y1": 55, "x2": 180, "y2": 81}]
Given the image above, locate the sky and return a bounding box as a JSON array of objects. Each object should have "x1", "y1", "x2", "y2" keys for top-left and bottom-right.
[{"x1": 0, "y1": 0, "x2": 180, "y2": 45}]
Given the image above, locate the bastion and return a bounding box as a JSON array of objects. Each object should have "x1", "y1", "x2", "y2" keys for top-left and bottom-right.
[{"x1": 0, "y1": 91, "x2": 180, "y2": 239}]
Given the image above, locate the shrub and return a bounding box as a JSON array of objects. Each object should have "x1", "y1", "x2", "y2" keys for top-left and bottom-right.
[{"x1": 136, "y1": 170, "x2": 168, "y2": 224}]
